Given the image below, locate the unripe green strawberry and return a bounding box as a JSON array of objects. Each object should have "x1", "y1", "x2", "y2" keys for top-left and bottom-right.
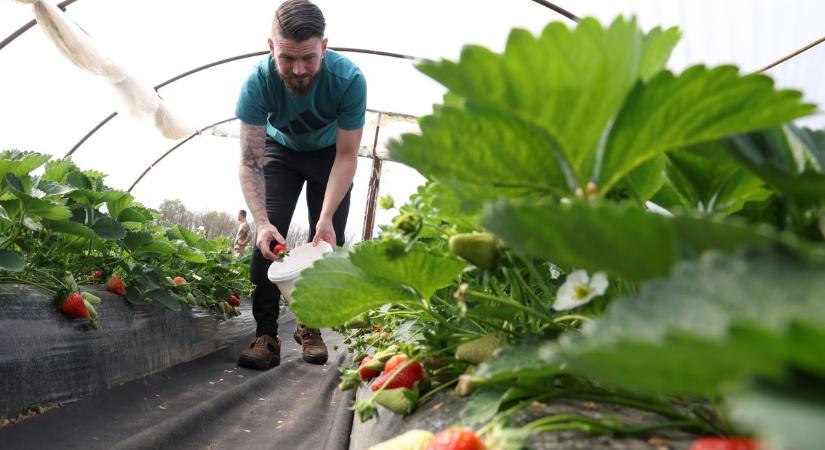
[
  {"x1": 343, "y1": 314, "x2": 370, "y2": 329},
  {"x1": 62, "y1": 272, "x2": 79, "y2": 292},
  {"x1": 373, "y1": 386, "x2": 419, "y2": 415},
  {"x1": 455, "y1": 374, "x2": 476, "y2": 397},
  {"x1": 455, "y1": 334, "x2": 507, "y2": 364},
  {"x1": 378, "y1": 194, "x2": 395, "y2": 210},
  {"x1": 221, "y1": 301, "x2": 231, "y2": 314},
  {"x1": 368, "y1": 429, "x2": 434, "y2": 450},
  {"x1": 392, "y1": 212, "x2": 421, "y2": 235},
  {"x1": 83, "y1": 299, "x2": 98, "y2": 319},
  {"x1": 186, "y1": 293, "x2": 197, "y2": 305},
  {"x1": 80, "y1": 291, "x2": 101, "y2": 305},
  {"x1": 338, "y1": 368, "x2": 362, "y2": 391},
  {"x1": 448, "y1": 232, "x2": 500, "y2": 269}
]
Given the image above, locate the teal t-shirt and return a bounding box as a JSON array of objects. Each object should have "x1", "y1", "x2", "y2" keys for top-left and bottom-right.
[{"x1": 235, "y1": 50, "x2": 367, "y2": 151}]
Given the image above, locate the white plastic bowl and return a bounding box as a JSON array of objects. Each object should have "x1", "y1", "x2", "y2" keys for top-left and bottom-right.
[{"x1": 267, "y1": 241, "x2": 333, "y2": 302}]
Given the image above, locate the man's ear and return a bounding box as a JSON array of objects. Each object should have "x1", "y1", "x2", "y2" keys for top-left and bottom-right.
[
  {"x1": 268, "y1": 37, "x2": 276, "y2": 54},
  {"x1": 321, "y1": 37, "x2": 328, "y2": 54}
]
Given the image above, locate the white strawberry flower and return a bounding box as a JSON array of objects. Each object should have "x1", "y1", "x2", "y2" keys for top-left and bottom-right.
[{"x1": 553, "y1": 270, "x2": 608, "y2": 311}]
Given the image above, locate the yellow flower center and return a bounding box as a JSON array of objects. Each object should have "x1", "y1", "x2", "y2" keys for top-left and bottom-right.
[{"x1": 574, "y1": 285, "x2": 593, "y2": 301}]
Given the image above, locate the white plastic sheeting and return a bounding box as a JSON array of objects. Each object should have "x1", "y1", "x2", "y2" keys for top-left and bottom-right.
[
  {"x1": 10, "y1": 0, "x2": 193, "y2": 139},
  {"x1": 1, "y1": 0, "x2": 824, "y2": 239}
]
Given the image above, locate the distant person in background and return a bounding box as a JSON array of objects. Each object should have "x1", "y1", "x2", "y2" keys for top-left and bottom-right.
[
  {"x1": 235, "y1": 0, "x2": 366, "y2": 370},
  {"x1": 234, "y1": 209, "x2": 252, "y2": 257}
]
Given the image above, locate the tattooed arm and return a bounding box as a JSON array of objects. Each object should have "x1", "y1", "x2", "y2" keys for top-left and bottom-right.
[
  {"x1": 238, "y1": 121, "x2": 283, "y2": 260},
  {"x1": 311, "y1": 127, "x2": 362, "y2": 248}
]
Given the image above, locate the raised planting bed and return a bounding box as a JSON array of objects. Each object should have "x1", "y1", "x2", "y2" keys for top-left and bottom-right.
[
  {"x1": 0, "y1": 283, "x2": 254, "y2": 419},
  {"x1": 349, "y1": 386, "x2": 696, "y2": 450}
]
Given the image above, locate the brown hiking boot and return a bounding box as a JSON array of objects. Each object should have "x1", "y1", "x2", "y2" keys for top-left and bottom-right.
[
  {"x1": 238, "y1": 335, "x2": 281, "y2": 370},
  {"x1": 293, "y1": 324, "x2": 328, "y2": 364}
]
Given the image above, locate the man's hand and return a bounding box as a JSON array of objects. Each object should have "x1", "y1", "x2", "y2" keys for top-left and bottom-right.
[
  {"x1": 256, "y1": 222, "x2": 286, "y2": 261},
  {"x1": 312, "y1": 217, "x2": 336, "y2": 249}
]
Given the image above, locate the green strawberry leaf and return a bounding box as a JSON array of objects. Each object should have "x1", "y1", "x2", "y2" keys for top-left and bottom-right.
[
  {"x1": 726, "y1": 128, "x2": 825, "y2": 206},
  {"x1": 423, "y1": 180, "x2": 531, "y2": 231},
  {"x1": 349, "y1": 240, "x2": 466, "y2": 299},
  {"x1": 485, "y1": 199, "x2": 814, "y2": 282},
  {"x1": 123, "y1": 285, "x2": 143, "y2": 305},
  {"x1": 415, "y1": 18, "x2": 661, "y2": 187},
  {"x1": 599, "y1": 66, "x2": 814, "y2": 192},
  {"x1": 730, "y1": 376, "x2": 825, "y2": 450},
  {"x1": 178, "y1": 244, "x2": 208, "y2": 264},
  {"x1": 6, "y1": 174, "x2": 72, "y2": 221},
  {"x1": 484, "y1": 199, "x2": 678, "y2": 282},
  {"x1": 461, "y1": 388, "x2": 508, "y2": 426},
  {"x1": 291, "y1": 252, "x2": 419, "y2": 328},
  {"x1": 0, "y1": 249, "x2": 25, "y2": 272},
  {"x1": 31, "y1": 178, "x2": 75, "y2": 198},
  {"x1": 389, "y1": 105, "x2": 571, "y2": 194},
  {"x1": 138, "y1": 239, "x2": 177, "y2": 255},
  {"x1": 145, "y1": 288, "x2": 181, "y2": 311},
  {"x1": 42, "y1": 219, "x2": 98, "y2": 239},
  {"x1": 474, "y1": 336, "x2": 562, "y2": 382},
  {"x1": 0, "y1": 150, "x2": 50, "y2": 180},
  {"x1": 662, "y1": 140, "x2": 772, "y2": 215},
  {"x1": 42, "y1": 158, "x2": 79, "y2": 183},
  {"x1": 102, "y1": 190, "x2": 133, "y2": 220},
  {"x1": 112, "y1": 207, "x2": 152, "y2": 223},
  {"x1": 124, "y1": 231, "x2": 154, "y2": 251},
  {"x1": 638, "y1": 26, "x2": 682, "y2": 81},
  {"x1": 553, "y1": 251, "x2": 825, "y2": 396},
  {"x1": 93, "y1": 216, "x2": 127, "y2": 240},
  {"x1": 65, "y1": 171, "x2": 92, "y2": 190}
]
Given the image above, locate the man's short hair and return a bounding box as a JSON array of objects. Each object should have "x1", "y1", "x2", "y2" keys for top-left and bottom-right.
[
  {"x1": 273, "y1": 0, "x2": 326, "y2": 41},
  {"x1": 239, "y1": 209, "x2": 247, "y2": 217}
]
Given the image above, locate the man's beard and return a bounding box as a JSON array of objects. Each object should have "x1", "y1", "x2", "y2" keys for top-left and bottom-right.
[{"x1": 283, "y1": 73, "x2": 316, "y2": 95}]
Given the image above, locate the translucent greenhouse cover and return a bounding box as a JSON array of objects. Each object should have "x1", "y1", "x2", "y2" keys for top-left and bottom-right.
[{"x1": 1, "y1": 0, "x2": 824, "y2": 241}]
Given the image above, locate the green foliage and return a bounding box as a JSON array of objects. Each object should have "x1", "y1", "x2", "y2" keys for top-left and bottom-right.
[
  {"x1": 552, "y1": 251, "x2": 825, "y2": 396},
  {"x1": 309, "y1": 17, "x2": 823, "y2": 440},
  {"x1": 391, "y1": 17, "x2": 812, "y2": 201},
  {"x1": 658, "y1": 141, "x2": 772, "y2": 215},
  {"x1": 291, "y1": 252, "x2": 420, "y2": 327},
  {"x1": 726, "y1": 126, "x2": 825, "y2": 207},
  {"x1": 0, "y1": 151, "x2": 251, "y2": 321}
]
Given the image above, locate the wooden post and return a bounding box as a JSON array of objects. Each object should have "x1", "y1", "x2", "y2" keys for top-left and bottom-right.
[{"x1": 361, "y1": 113, "x2": 383, "y2": 241}]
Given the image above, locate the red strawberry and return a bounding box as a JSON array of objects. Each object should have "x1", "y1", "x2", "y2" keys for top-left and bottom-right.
[
  {"x1": 91, "y1": 271, "x2": 102, "y2": 282},
  {"x1": 274, "y1": 243, "x2": 288, "y2": 259},
  {"x1": 383, "y1": 354, "x2": 408, "y2": 373},
  {"x1": 358, "y1": 355, "x2": 381, "y2": 380},
  {"x1": 173, "y1": 276, "x2": 186, "y2": 286},
  {"x1": 106, "y1": 275, "x2": 126, "y2": 296},
  {"x1": 61, "y1": 292, "x2": 90, "y2": 318},
  {"x1": 371, "y1": 356, "x2": 424, "y2": 391},
  {"x1": 425, "y1": 428, "x2": 485, "y2": 450},
  {"x1": 228, "y1": 295, "x2": 241, "y2": 307},
  {"x1": 689, "y1": 437, "x2": 759, "y2": 450}
]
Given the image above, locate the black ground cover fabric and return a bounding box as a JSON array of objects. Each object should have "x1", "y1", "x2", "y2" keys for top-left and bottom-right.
[
  {"x1": 0, "y1": 311, "x2": 354, "y2": 450},
  {"x1": 0, "y1": 284, "x2": 256, "y2": 418}
]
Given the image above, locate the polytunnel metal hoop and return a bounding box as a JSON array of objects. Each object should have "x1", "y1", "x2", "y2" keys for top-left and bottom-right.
[{"x1": 63, "y1": 47, "x2": 421, "y2": 158}]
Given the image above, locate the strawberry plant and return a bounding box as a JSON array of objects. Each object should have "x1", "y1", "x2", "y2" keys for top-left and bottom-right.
[
  {"x1": 288, "y1": 15, "x2": 824, "y2": 449},
  {"x1": 0, "y1": 151, "x2": 252, "y2": 326}
]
